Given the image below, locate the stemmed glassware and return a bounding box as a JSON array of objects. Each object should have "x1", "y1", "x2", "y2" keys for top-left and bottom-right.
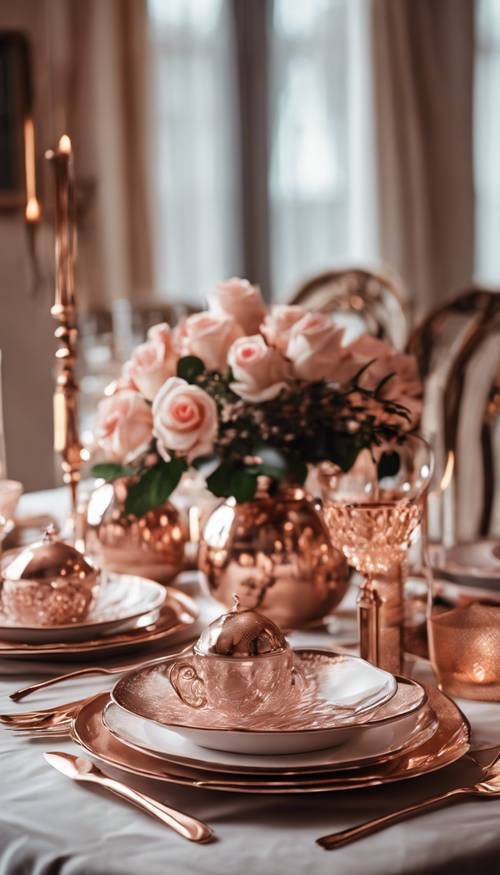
[{"x1": 319, "y1": 435, "x2": 434, "y2": 673}]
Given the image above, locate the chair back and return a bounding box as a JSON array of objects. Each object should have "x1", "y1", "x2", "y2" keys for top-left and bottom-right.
[
  {"x1": 407, "y1": 287, "x2": 500, "y2": 542},
  {"x1": 290, "y1": 266, "x2": 410, "y2": 349}
]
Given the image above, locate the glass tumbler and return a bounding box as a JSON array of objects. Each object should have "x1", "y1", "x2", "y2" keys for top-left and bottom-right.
[{"x1": 428, "y1": 576, "x2": 500, "y2": 700}]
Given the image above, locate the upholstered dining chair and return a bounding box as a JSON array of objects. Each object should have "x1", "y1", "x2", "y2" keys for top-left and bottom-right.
[
  {"x1": 407, "y1": 287, "x2": 500, "y2": 544},
  {"x1": 290, "y1": 266, "x2": 410, "y2": 349}
]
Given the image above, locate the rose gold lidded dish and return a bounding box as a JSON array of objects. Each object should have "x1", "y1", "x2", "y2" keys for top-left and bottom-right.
[{"x1": 1, "y1": 526, "x2": 100, "y2": 626}]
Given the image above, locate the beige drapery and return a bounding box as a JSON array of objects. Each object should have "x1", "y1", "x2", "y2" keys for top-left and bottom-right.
[
  {"x1": 372, "y1": 0, "x2": 475, "y2": 316},
  {"x1": 47, "y1": 0, "x2": 153, "y2": 308}
]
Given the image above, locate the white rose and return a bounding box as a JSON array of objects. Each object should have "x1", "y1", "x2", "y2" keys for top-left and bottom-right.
[
  {"x1": 153, "y1": 377, "x2": 218, "y2": 462},
  {"x1": 286, "y1": 312, "x2": 348, "y2": 382},
  {"x1": 95, "y1": 391, "x2": 153, "y2": 463},
  {"x1": 128, "y1": 329, "x2": 177, "y2": 401},
  {"x1": 179, "y1": 312, "x2": 243, "y2": 371},
  {"x1": 228, "y1": 335, "x2": 291, "y2": 402},
  {"x1": 208, "y1": 277, "x2": 266, "y2": 335},
  {"x1": 261, "y1": 305, "x2": 306, "y2": 353}
]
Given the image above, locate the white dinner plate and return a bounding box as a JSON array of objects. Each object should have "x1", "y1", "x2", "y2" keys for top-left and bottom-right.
[
  {"x1": 0, "y1": 573, "x2": 166, "y2": 643},
  {"x1": 432, "y1": 539, "x2": 500, "y2": 589},
  {"x1": 104, "y1": 678, "x2": 435, "y2": 772},
  {"x1": 111, "y1": 649, "x2": 422, "y2": 755}
]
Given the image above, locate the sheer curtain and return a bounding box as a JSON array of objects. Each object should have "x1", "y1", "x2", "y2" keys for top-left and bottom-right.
[
  {"x1": 269, "y1": 0, "x2": 377, "y2": 300},
  {"x1": 475, "y1": 0, "x2": 500, "y2": 285},
  {"x1": 148, "y1": 0, "x2": 241, "y2": 306}
]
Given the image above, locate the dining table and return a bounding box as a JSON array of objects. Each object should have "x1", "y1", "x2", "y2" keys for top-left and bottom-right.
[{"x1": 1, "y1": 487, "x2": 500, "y2": 875}]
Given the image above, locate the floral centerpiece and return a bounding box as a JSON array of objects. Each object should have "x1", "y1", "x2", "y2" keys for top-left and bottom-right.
[{"x1": 92, "y1": 277, "x2": 421, "y2": 517}]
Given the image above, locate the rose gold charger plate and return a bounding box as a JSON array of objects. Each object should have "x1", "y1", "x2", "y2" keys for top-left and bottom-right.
[
  {"x1": 71, "y1": 685, "x2": 470, "y2": 794},
  {"x1": 0, "y1": 587, "x2": 198, "y2": 660}
]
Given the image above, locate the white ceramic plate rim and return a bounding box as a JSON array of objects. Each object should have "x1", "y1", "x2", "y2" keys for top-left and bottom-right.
[
  {"x1": 103, "y1": 692, "x2": 436, "y2": 773},
  {"x1": 0, "y1": 586, "x2": 198, "y2": 656},
  {"x1": 434, "y1": 539, "x2": 500, "y2": 580},
  {"x1": 111, "y1": 649, "x2": 423, "y2": 737},
  {"x1": 0, "y1": 573, "x2": 166, "y2": 634}
]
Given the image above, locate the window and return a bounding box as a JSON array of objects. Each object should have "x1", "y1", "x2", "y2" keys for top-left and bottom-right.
[
  {"x1": 475, "y1": 0, "x2": 500, "y2": 285},
  {"x1": 270, "y1": 0, "x2": 377, "y2": 298},
  {"x1": 149, "y1": 0, "x2": 241, "y2": 305},
  {"x1": 149, "y1": 0, "x2": 377, "y2": 304}
]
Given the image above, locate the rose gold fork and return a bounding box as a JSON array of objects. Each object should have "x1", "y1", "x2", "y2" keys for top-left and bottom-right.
[
  {"x1": 317, "y1": 752, "x2": 500, "y2": 849},
  {"x1": 0, "y1": 698, "x2": 88, "y2": 727}
]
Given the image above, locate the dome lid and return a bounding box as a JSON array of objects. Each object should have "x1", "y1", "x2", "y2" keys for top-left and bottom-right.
[
  {"x1": 2, "y1": 526, "x2": 96, "y2": 583},
  {"x1": 195, "y1": 595, "x2": 288, "y2": 657}
]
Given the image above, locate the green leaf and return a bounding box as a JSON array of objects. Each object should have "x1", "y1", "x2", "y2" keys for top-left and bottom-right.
[
  {"x1": 231, "y1": 469, "x2": 258, "y2": 503},
  {"x1": 247, "y1": 463, "x2": 287, "y2": 481},
  {"x1": 374, "y1": 372, "x2": 396, "y2": 398},
  {"x1": 206, "y1": 462, "x2": 258, "y2": 502},
  {"x1": 287, "y1": 458, "x2": 308, "y2": 485},
  {"x1": 328, "y1": 434, "x2": 360, "y2": 473},
  {"x1": 377, "y1": 451, "x2": 401, "y2": 480},
  {"x1": 206, "y1": 462, "x2": 234, "y2": 498},
  {"x1": 177, "y1": 356, "x2": 205, "y2": 383},
  {"x1": 91, "y1": 463, "x2": 132, "y2": 482},
  {"x1": 124, "y1": 459, "x2": 186, "y2": 516}
]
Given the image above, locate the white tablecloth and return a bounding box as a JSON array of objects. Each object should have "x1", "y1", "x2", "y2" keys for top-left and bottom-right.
[{"x1": 1, "y1": 489, "x2": 500, "y2": 874}]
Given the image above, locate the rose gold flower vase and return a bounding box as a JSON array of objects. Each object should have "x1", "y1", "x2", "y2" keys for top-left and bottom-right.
[
  {"x1": 85, "y1": 480, "x2": 186, "y2": 584},
  {"x1": 198, "y1": 485, "x2": 350, "y2": 630}
]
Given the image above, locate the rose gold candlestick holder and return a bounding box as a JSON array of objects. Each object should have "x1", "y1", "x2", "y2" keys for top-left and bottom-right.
[{"x1": 46, "y1": 136, "x2": 82, "y2": 523}]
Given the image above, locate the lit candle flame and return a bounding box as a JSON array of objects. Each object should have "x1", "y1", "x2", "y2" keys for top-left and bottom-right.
[
  {"x1": 24, "y1": 118, "x2": 41, "y2": 224},
  {"x1": 58, "y1": 134, "x2": 72, "y2": 155}
]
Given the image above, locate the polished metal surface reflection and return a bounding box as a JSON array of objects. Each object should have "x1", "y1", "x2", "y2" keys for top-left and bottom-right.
[
  {"x1": 317, "y1": 752, "x2": 500, "y2": 849},
  {"x1": 70, "y1": 685, "x2": 470, "y2": 794},
  {"x1": 85, "y1": 481, "x2": 186, "y2": 583},
  {"x1": 1, "y1": 526, "x2": 99, "y2": 626},
  {"x1": 44, "y1": 751, "x2": 214, "y2": 843},
  {"x1": 0, "y1": 586, "x2": 198, "y2": 660},
  {"x1": 199, "y1": 488, "x2": 350, "y2": 629}
]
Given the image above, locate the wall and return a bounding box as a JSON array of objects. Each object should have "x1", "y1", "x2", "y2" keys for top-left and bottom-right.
[{"x1": 0, "y1": 0, "x2": 60, "y2": 491}]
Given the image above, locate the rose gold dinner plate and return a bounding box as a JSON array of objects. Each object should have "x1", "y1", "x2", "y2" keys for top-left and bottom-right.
[
  {"x1": 0, "y1": 587, "x2": 198, "y2": 660},
  {"x1": 71, "y1": 686, "x2": 470, "y2": 794}
]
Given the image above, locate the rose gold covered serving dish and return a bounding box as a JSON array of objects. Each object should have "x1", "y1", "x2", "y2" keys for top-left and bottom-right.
[{"x1": 1, "y1": 527, "x2": 99, "y2": 627}]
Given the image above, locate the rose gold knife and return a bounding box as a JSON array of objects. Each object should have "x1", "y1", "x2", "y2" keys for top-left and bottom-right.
[{"x1": 44, "y1": 751, "x2": 214, "y2": 843}]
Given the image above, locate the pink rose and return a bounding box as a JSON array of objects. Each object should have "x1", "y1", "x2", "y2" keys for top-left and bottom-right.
[
  {"x1": 179, "y1": 312, "x2": 243, "y2": 371},
  {"x1": 147, "y1": 322, "x2": 172, "y2": 347},
  {"x1": 261, "y1": 305, "x2": 306, "y2": 352},
  {"x1": 346, "y1": 336, "x2": 422, "y2": 426},
  {"x1": 96, "y1": 390, "x2": 153, "y2": 463},
  {"x1": 286, "y1": 312, "x2": 349, "y2": 382},
  {"x1": 104, "y1": 361, "x2": 138, "y2": 397},
  {"x1": 153, "y1": 377, "x2": 218, "y2": 462},
  {"x1": 228, "y1": 335, "x2": 291, "y2": 402},
  {"x1": 128, "y1": 331, "x2": 177, "y2": 401},
  {"x1": 208, "y1": 277, "x2": 266, "y2": 335}
]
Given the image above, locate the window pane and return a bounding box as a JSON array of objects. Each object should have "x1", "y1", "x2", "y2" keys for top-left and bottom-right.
[
  {"x1": 270, "y1": 0, "x2": 377, "y2": 299},
  {"x1": 149, "y1": 0, "x2": 240, "y2": 306},
  {"x1": 475, "y1": 0, "x2": 500, "y2": 284}
]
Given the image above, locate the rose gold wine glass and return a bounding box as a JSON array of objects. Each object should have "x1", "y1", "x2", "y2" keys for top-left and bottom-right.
[{"x1": 320, "y1": 436, "x2": 434, "y2": 673}]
